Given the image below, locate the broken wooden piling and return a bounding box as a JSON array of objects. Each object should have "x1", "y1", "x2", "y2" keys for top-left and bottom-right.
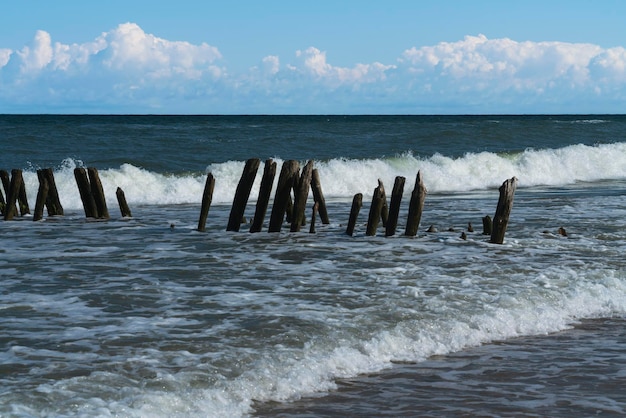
[
  {"x1": 385, "y1": 176, "x2": 406, "y2": 237},
  {"x1": 250, "y1": 159, "x2": 277, "y2": 233},
  {"x1": 366, "y1": 180, "x2": 386, "y2": 236},
  {"x1": 16, "y1": 170, "x2": 30, "y2": 216},
  {"x1": 38, "y1": 168, "x2": 63, "y2": 216},
  {"x1": 311, "y1": 168, "x2": 330, "y2": 224},
  {"x1": 309, "y1": 202, "x2": 319, "y2": 233},
  {"x1": 116, "y1": 187, "x2": 132, "y2": 218},
  {"x1": 490, "y1": 177, "x2": 517, "y2": 244},
  {"x1": 33, "y1": 176, "x2": 49, "y2": 222},
  {"x1": 405, "y1": 171, "x2": 426, "y2": 237},
  {"x1": 290, "y1": 160, "x2": 314, "y2": 232},
  {"x1": 74, "y1": 168, "x2": 98, "y2": 218},
  {"x1": 197, "y1": 173, "x2": 216, "y2": 232},
  {"x1": 269, "y1": 160, "x2": 300, "y2": 233},
  {"x1": 482, "y1": 216, "x2": 492, "y2": 236},
  {"x1": 3, "y1": 169, "x2": 24, "y2": 221},
  {"x1": 346, "y1": 193, "x2": 363, "y2": 236},
  {"x1": 87, "y1": 167, "x2": 109, "y2": 219},
  {"x1": 227, "y1": 158, "x2": 260, "y2": 232}
]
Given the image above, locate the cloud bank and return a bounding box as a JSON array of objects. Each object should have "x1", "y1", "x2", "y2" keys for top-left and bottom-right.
[{"x1": 1, "y1": 24, "x2": 625, "y2": 113}]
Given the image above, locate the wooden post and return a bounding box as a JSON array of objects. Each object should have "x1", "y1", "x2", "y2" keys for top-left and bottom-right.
[
  {"x1": 366, "y1": 181, "x2": 385, "y2": 236},
  {"x1": 39, "y1": 168, "x2": 64, "y2": 216},
  {"x1": 197, "y1": 173, "x2": 215, "y2": 232},
  {"x1": 33, "y1": 176, "x2": 49, "y2": 221},
  {"x1": 16, "y1": 170, "x2": 30, "y2": 216},
  {"x1": 116, "y1": 187, "x2": 132, "y2": 218},
  {"x1": 385, "y1": 176, "x2": 405, "y2": 237},
  {"x1": 405, "y1": 171, "x2": 427, "y2": 236},
  {"x1": 3, "y1": 169, "x2": 23, "y2": 221},
  {"x1": 0, "y1": 178, "x2": 5, "y2": 216},
  {"x1": 346, "y1": 193, "x2": 363, "y2": 236},
  {"x1": 380, "y1": 181, "x2": 389, "y2": 228},
  {"x1": 0, "y1": 170, "x2": 13, "y2": 217},
  {"x1": 227, "y1": 158, "x2": 260, "y2": 232},
  {"x1": 482, "y1": 216, "x2": 492, "y2": 236},
  {"x1": 291, "y1": 160, "x2": 314, "y2": 232},
  {"x1": 74, "y1": 167, "x2": 97, "y2": 218},
  {"x1": 250, "y1": 159, "x2": 277, "y2": 233},
  {"x1": 490, "y1": 177, "x2": 517, "y2": 244},
  {"x1": 269, "y1": 160, "x2": 300, "y2": 232},
  {"x1": 87, "y1": 167, "x2": 109, "y2": 219},
  {"x1": 311, "y1": 169, "x2": 330, "y2": 224},
  {"x1": 309, "y1": 202, "x2": 319, "y2": 233}
]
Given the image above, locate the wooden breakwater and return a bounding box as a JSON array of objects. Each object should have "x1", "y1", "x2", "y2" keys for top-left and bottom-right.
[{"x1": 0, "y1": 160, "x2": 519, "y2": 244}]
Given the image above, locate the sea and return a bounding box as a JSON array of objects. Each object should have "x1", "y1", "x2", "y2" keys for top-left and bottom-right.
[{"x1": 1, "y1": 114, "x2": 625, "y2": 417}]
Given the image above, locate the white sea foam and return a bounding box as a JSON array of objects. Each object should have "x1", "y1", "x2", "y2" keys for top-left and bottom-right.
[{"x1": 18, "y1": 142, "x2": 626, "y2": 210}]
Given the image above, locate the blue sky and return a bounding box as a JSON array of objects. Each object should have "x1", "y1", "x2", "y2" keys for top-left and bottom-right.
[{"x1": 1, "y1": 1, "x2": 625, "y2": 114}]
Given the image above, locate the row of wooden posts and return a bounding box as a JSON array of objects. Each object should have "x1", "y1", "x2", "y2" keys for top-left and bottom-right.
[
  {"x1": 0, "y1": 159, "x2": 517, "y2": 244},
  {"x1": 196, "y1": 158, "x2": 517, "y2": 244}
]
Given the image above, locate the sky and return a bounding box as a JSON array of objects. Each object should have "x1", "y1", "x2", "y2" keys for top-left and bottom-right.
[{"x1": 1, "y1": 0, "x2": 625, "y2": 114}]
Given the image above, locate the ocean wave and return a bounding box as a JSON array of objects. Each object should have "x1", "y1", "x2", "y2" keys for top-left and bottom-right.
[{"x1": 18, "y1": 142, "x2": 626, "y2": 210}]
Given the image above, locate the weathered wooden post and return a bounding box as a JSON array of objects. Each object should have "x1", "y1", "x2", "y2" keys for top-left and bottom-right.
[
  {"x1": 0, "y1": 170, "x2": 13, "y2": 217},
  {"x1": 16, "y1": 170, "x2": 30, "y2": 216},
  {"x1": 269, "y1": 160, "x2": 300, "y2": 232},
  {"x1": 490, "y1": 177, "x2": 517, "y2": 244},
  {"x1": 0, "y1": 180, "x2": 5, "y2": 216},
  {"x1": 380, "y1": 182, "x2": 389, "y2": 228},
  {"x1": 3, "y1": 169, "x2": 23, "y2": 221},
  {"x1": 482, "y1": 216, "x2": 492, "y2": 236},
  {"x1": 385, "y1": 176, "x2": 405, "y2": 237},
  {"x1": 74, "y1": 167, "x2": 97, "y2": 218},
  {"x1": 405, "y1": 171, "x2": 427, "y2": 236},
  {"x1": 227, "y1": 158, "x2": 260, "y2": 232},
  {"x1": 197, "y1": 173, "x2": 215, "y2": 232},
  {"x1": 250, "y1": 159, "x2": 277, "y2": 233},
  {"x1": 346, "y1": 193, "x2": 363, "y2": 236},
  {"x1": 309, "y1": 202, "x2": 319, "y2": 233},
  {"x1": 311, "y1": 169, "x2": 330, "y2": 224},
  {"x1": 87, "y1": 167, "x2": 109, "y2": 219},
  {"x1": 116, "y1": 187, "x2": 132, "y2": 218},
  {"x1": 33, "y1": 176, "x2": 49, "y2": 221},
  {"x1": 38, "y1": 168, "x2": 64, "y2": 216},
  {"x1": 291, "y1": 160, "x2": 314, "y2": 232},
  {"x1": 366, "y1": 180, "x2": 385, "y2": 236}
]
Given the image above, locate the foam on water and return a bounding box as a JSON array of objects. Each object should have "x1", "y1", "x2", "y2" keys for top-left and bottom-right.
[{"x1": 19, "y1": 142, "x2": 626, "y2": 211}]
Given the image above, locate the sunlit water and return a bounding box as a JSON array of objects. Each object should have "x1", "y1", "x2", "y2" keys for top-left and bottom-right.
[{"x1": 1, "y1": 115, "x2": 626, "y2": 416}]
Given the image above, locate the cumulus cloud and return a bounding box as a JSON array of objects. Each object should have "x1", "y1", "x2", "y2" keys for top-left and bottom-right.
[
  {"x1": 293, "y1": 47, "x2": 395, "y2": 85},
  {"x1": 1, "y1": 26, "x2": 626, "y2": 113}
]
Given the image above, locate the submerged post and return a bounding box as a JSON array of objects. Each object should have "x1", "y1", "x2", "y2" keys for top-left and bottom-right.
[
  {"x1": 482, "y1": 215, "x2": 492, "y2": 236},
  {"x1": 227, "y1": 158, "x2": 260, "y2": 232},
  {"x1": 39, "y1": 168, "x2": 64, "y2": 216},
  {"x1": 311, "y1": 168, "x2": 330, "y2": 224},
  {"x1": 197, "y1": 173, "x2": 216, "y2": 232},
  {"x1": 33, "y1": 176, "x2": 49, "y2": 221},
  {"x1": 309, "y1": 201, "x2": 319, "y2": 233},
  {"x1": 291, "y1": 160, "x2": 314, "y2": 232},
  {"x1": 116, "y1": 187, "x2": 132, "y2": 218},
  {"x1": 269, "y1": 160, "x2": 300, "y2": 232},
  {"x1": 3, "y1": 169, "x2": 23, "y2": 221},
  {"x1": 405, "y1": 171, "x2": 427, "y2": 237},
  {"x1": 490, "y1": 177, "x2": 518, "y2": 244},
  {"x1": 366, "y1": 180, "x2": 385, "y2": 236},
  {"x1": 385, "y1": 176, "x2": 405, "y2": 237},
  {"x1": 346, "y1": 193, "x2": 363, "y2": 236},
  {"x1": 87, "y1": 167, "x2": 109, "y2": 219},
  {"x1": 74, "y1": 167, "x2": 98, "y2": 218},
  {"x1": 250, "y1": 159, "x2": 277, "y2": 233},
  {"x1": 16, "y1": 170, "x2": 30, "y2": 216}
]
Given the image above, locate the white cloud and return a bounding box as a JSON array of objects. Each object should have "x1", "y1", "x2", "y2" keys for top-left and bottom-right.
[
  {"x1": 0, "y1": 48, "x2": 11, "y2": 68},
  {"x1": 293, "y1": 47, "x2": 395, "y2": 85},
  {"x1": 2, "y1": 27, "x2": 626, "y2": 113}
]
